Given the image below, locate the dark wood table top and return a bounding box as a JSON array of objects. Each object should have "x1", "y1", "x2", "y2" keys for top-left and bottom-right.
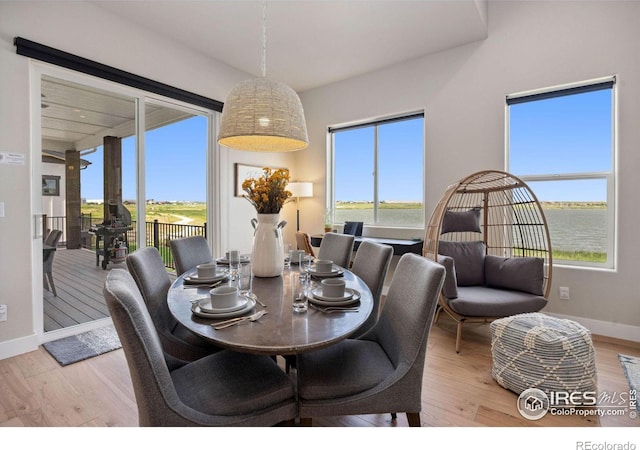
[{"x1": 167, "y1": 267, "x2": 373, "y2": 356}]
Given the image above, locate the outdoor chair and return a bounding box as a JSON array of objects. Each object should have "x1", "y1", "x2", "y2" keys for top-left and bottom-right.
[
  {"x1": 43, "y1": 229, "x2": 62, "y2": 296},
  {"x1": 103, "y1": 268, "x2": 297, "y2": 426},
  {"x1": 317, "y1": 232, "x2": 355, "y2": 269},
  {"x1": 126, "y1": 246, "x2": 221, "y2": 361},
  {"x1": 169, "y1": 235, "x2": 213, "y2": 276},
  {"x1": 296, "y1": 253, "x2": 445, "y2": 426}
]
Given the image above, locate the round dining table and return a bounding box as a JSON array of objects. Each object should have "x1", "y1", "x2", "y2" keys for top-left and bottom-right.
[{"x1": 167, "y1": 265, "x2": 373, "y2": 356}]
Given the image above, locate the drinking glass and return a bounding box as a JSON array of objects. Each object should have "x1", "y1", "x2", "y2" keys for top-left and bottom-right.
[
  {"x1": 291, "y1": 271, "x2": 308, "y2": 313},
  {"x1": 283, "y1": 243, "x2": 292, "y2": 269},
  {"x1": 228, "y1": 249, "x2": 241, "y2": 282},
  {"x1": 239, "y1": 263, "x2": 256, "y2": 300}
]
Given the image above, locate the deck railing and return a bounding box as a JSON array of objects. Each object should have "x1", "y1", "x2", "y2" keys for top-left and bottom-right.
[{"x1": 44, "y1": 215, "x2": 206, "y2": 270}]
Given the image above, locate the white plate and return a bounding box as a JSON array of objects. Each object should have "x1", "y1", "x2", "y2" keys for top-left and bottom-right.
[
  {"x1": 196, "y1": 296, "x2": 249, "y2": 314},
  {"x1": 312, "y1": 287, "x2": 357, "y2": 302},
  {"x1": 309, "y1": 267, "x2": 343, "y2": 278},
  {"x1": 191, "y1": 297, "x2": 256, "y2": 319},
  {"x1": 185, "y1": 272, "x2": 228, "y2": 283},
  {"x1": 309, "y1": 290, "x2": 361, "y2": 307},
  {"x1": 216, "y1": 255, "x2": 251, "y2": 265}
]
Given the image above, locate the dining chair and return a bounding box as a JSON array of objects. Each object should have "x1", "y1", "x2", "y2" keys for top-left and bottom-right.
[
  {"x1": 169, "y1": 235, "x2": 213, "y2": 276},
  {"x1": 296, "y1": 231, "x2": 315, "y2": 257},
  {"x1": 317, "y1": 232, "x2": 355, "y2": 268},
  {"x1": 296, "y1": 253, "x2": 445, "y2": 427},
  {"x1": 43, "y1": 230, "x2": 63, "y2": 296},
  {"x1": 103, "y1": 268, "x2": 298, "y2": 426},
  {"x1": 343, "y1": 221, "x2": 363, "y2": 237},
  {"x1": 349, "y1": 240, "x2": 393, "y2": 339},
  {"x1": 126, "y1": 246, "x2": 221, "y2": 361}
]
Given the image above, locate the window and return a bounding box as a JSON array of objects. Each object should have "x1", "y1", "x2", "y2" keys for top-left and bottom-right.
[
  {"x1": 329, "y1": 113, "x2": 424, "y2": 228},
  {"x1": 507, "y1": 78, "x2": 615, "y2": 267}
]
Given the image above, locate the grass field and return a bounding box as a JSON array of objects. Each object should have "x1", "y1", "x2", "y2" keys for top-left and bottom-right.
[{"x1": 82, "y1": 202, "x2": 207, "y2": 226}]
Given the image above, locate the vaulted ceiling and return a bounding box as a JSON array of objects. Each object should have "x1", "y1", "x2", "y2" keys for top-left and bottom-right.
[{"x1": 42, "y1": 1, "x2": 488, "y2": 153}]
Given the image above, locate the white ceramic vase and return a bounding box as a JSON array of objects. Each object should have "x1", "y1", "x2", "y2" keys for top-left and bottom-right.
[{"x1": 251, "y1": 213, "x2": 285, "y2": 277}]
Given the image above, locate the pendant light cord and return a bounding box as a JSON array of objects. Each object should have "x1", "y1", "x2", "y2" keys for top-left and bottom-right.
[{"x1": 261, "y1": 0, "x2": 267, "y2": 78}]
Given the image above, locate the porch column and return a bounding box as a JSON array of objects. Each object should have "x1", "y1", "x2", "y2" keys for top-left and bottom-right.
[
  {"x1": 103, "y1": 136, "x2": 122, "y2": 221},
  {"x1": 65, "y1": 149, "x2": 81, "y2": 249}
]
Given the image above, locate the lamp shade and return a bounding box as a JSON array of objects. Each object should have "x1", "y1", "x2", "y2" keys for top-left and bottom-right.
[
  {"x1": 218, "y1": 78, "x2": 309, "y2": 152},
  {"x1": 288, "y1": 182, "x2": 313, "y2": 198}
]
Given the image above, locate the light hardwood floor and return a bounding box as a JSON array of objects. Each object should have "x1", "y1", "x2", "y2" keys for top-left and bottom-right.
[{"x1": 1, "y1": 314, "x2": 638, "y2": 429}]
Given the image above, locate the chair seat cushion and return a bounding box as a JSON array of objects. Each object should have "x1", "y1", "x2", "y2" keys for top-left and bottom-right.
[
  {"x1": 171, "y1": 350, "x2": 295, "y2": 416},
  {"x1": 297, "y1": 339, "x2": 394, "y2": 401},
  {"x1": 448, "y1": 286, "x2": 547, "y2": 317}
]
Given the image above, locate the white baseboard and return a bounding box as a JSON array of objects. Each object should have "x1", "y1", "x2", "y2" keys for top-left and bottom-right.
[
  {"x1": 0, "y1": 334, "x2": 40, "y2": 361},
  {"x1": 0, "y1": 318, "x2": 114, "y2": 361},
  {"x1": 547, "y1": 312, "x2": 640, "y2": 343}
]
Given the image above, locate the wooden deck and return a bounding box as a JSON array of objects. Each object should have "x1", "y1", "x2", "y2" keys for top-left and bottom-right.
[{"x1": 43, "y1": 247, "x2": 175, "y2": 332}]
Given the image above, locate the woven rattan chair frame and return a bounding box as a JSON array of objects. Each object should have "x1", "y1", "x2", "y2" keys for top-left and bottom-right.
[{"x1": 423, "y1": 170, "x2": 553, "y2": 352}]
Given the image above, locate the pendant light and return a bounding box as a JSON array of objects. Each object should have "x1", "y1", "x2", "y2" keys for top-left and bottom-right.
[{"x1": 218, "y1": 0, "x2": 309, "y2": 152}]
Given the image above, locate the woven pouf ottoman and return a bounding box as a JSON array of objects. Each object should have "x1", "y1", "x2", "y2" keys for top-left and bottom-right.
[{"x1": 490, "y1": 313, "x2": 597, "y2": 395}]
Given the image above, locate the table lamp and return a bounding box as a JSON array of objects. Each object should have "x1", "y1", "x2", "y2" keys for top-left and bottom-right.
[{"x1": 288, "y1": 182, "x2": 313, "y2": 231}]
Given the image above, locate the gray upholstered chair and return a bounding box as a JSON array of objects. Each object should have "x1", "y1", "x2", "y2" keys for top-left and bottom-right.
[
  {"x1": 126, "y1": 246, "x2": 221, "y2": 361},
  {"x1": 296, "y1": 253, "x2": 445, "y2": 427},
  {"x1": 317, "y1": 232, "x2": 355, "y2": 268},
  {"x1": 43, "y1": 229, "x2": 62, "y2": 296},
  {"x1": 349, "y1": 240, "x2": 393, "y2": 339},
  {"x1": 169, "y1": 235, "x2": 213, "y2": 276},
  {"x1": 103, "y1": 268, "x2": 297, "y2": 426}
]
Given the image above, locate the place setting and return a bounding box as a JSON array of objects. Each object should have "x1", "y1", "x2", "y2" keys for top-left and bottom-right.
[
  {"x1": 308, "y1": 259, "x2": 344, "y2": 279},
  {"x1": 191, "y1": 284, "x2": 258, "y2": 321},
  {"x1": 308, "y1": 278, "x2": 361, "y2": 312},
  {"x1": 215, "y1": 250, "x2": 251, "y2": 265},
  {"x1": 183, "y1": 262, "x2": 229, "y2": 287}
]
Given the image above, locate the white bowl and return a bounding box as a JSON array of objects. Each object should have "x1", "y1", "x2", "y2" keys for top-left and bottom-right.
[
  {"x1": 209, "y1": 285, "x2": 239, "y2": 309},
  {"x1": 321, "y1": 278, "x2": 346, "y2": 298},
  {"x1": 197, "y1": 263, "x2": 217, "y2": 278}
]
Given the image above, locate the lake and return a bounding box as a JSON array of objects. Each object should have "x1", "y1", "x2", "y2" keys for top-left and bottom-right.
[{"x1": 335, "y1": 207, "x2": 607, "y2": 253}]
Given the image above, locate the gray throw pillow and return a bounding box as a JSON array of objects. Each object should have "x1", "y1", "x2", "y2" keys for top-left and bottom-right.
[
  {"x1": 437, "y1": 254, "x2": 458, "y2": 299},
  {"x1": 441, "y1": 208, "x2": 481, "y2": 234},
  {"x1": 484, "y1": 255, "x2": 544, "y2": 296},
  {"x1": 438, "y1": 241, "x2": 486, "y2": 286}
]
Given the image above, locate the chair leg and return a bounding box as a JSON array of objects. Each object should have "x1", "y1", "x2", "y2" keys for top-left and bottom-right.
[
  {"x1": 406, "y1": 412, "x2": 421, "y2": 427},
  {"x1": 390, "y1": 413, "x2": 397, "y2": 421},
  {"x1": 455, "y1": 321, "x2": 463, "y2": 353},
  {"x1": 299, "y1": 418, "x2": 312, "y2": 427},
  {"x1": 46, "y1": 272, "x2": 57, "y2": 296}
]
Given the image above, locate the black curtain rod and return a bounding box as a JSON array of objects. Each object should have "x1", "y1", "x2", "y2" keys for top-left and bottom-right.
[
  {"x1": 329, "y1": 112, "x2": 424, "y2": 133},
  {"x1": 14, "y1": 37, "x2": 223, "y2": 112},
  {"x1": 507, "y1": 80, "x2": 614, "y2": 106}
]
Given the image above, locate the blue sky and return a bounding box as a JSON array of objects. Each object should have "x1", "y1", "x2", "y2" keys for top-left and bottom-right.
[
  {"x1": 334, "y1": 117, "x2": 424, "y2": 202},
  {"x1": 509, "y1": 88, "x2": 612, "y2": 202},
  {"x1": 81, "y1": 88, "x2": 611, "y2": 204},
  {"x1": 81, "y1": 115, "x2": 208, "y2": 202}
]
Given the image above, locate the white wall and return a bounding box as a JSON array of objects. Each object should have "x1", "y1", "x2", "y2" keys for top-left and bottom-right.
[
  {"x1": 0, "y1": 1, "x2": 293, "y2": 358},
  {"x1": 298, "y1": 1, "x2": 640, "y2": 339}
]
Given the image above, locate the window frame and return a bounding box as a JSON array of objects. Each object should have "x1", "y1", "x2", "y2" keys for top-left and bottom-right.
[
  {"x1": 328, "y1": 111, "x2": 425, "y2": 230},
  {"x1": 505, "y1": 77, "x2": 617, "y2": 269}
]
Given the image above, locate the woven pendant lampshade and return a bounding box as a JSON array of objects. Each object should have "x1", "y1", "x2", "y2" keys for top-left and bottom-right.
[
  {"x1": 217, "y1": 1, "x2": 308, "y2": 152},
  {"x1": 218, "y1": 77, "x2": 308, "y2": 152}
]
